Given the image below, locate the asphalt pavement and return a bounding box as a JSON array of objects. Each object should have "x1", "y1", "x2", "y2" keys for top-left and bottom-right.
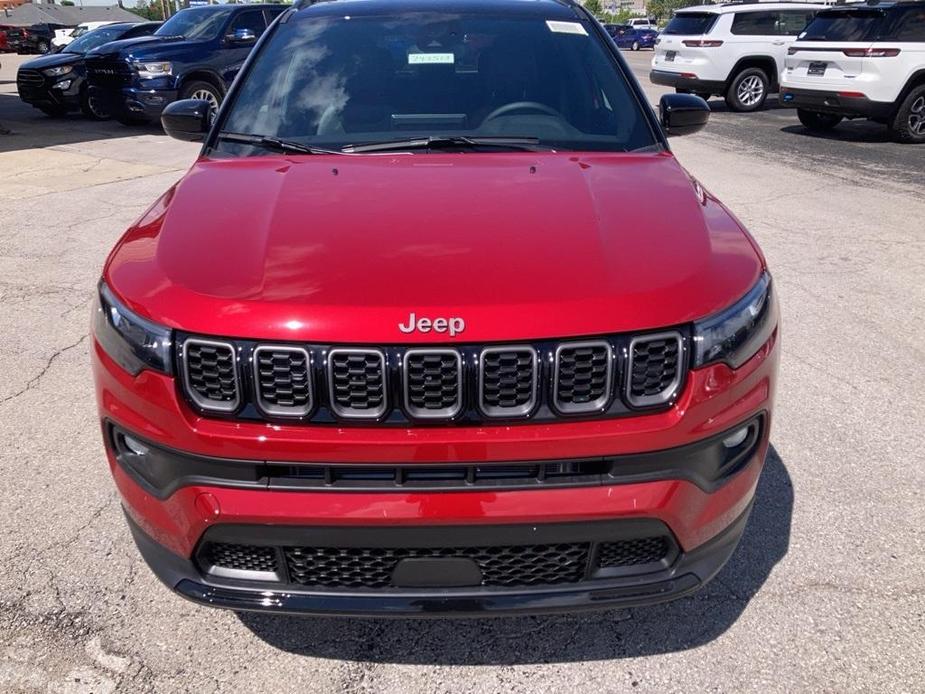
[{"x1": 0, "y1": 51, "x2": 923, "y2": 693}]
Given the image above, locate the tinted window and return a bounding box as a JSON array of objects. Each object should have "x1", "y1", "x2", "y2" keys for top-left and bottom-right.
[
  {"x1": 777, "y1": 10, "x2": 816, "y2": 35},
  {"x1": 799, "y1": 10, "x2": 884, "y2": 41},
  {"x1": 64, "y1": 25, "x2": 129, "y2": 53},
  {"x1": 884, "y1": 7, "x2": 925, "y2": 41},
  {"x1": 155, "y1": 8, "x2": 234, "y2": 41},
  {"x1": 124, "y1": 23, "x2": 160, "y2": 39},
  {"x1": 663, "y1": 12, "x2": 719, "y2": 35},
  {"x1": 218, "y1": 13, "x2": 656, "y2": 153},
  {"x1": 228, "y1": 10, "x2": 267, "y2": 38}
]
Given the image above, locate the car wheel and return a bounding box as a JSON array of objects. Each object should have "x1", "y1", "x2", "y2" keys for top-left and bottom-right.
[
  {"x1": 725, "y1": 68, "x2": 769, "y2": 112},
  {"x1": 180, "y1": 80, "x2": 222, "y2": 123},
  {"x1": 797, "y1": 109, "x2": 843, "y2": 131},
  {"x1": 38, "y1": 104, "x2": 66, "y2": 118},
  {"x1": 37, "y1": 40, "x2": 49, "y2": 54},
  {"x1": 889, "y1": 85, "x2": 925, "y2": 144},
  {"x1": 80, "y1": 90, "x2": 110, "y2": 120},
  {"x1": 632, "y1": 41, "x2": 639, "y2": 51}
]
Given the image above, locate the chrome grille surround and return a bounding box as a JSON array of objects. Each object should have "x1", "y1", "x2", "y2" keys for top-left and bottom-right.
[
  {"x1": 552, "y1": 341, "x2": 614, "y2": 414},
  {"x1": 327, "y1": 348, "x2": 388, "y2": 419},
  {"x1": 252, "y1": 345, "x2": 313, "y2": 418},
  {"x1": 180, "y1": 338, "x2": 241, "y2": 413},
  {"x1": 626, "y1": 331, "x2": 684, "y2": 408},
  {"x1": 478, "y1": 346, "x2": 538, "y2": 418},
  {"x1": 402, "y1": 349, "x2": 464, "y2": 419}
]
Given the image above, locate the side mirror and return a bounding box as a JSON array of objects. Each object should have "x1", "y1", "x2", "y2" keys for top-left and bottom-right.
[
  {"x1": 225, "y1": 27, "x2": 257, "y2": 45},
  {"x1": 161, "y1": 98, "x2": 211, "y2": 142},
  {"x1": 659, "y1": 93, "x2": 710, "y2": 137}
]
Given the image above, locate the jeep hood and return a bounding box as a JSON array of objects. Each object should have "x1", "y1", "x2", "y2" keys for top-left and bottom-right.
[{"x1": 105, "y1": 152, "x2": 763, "y2": 343}]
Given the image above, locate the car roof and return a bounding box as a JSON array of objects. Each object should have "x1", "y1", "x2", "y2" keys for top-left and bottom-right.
[
  {"x1": 293, "y1": 0, "x2": 584, "y2": 20},
  {"x1": 818, "y1": 0, "x2": 925, "y2": 10},
  {"x1": 676, "y1": 2, "x2": 828, "y2": 14}
]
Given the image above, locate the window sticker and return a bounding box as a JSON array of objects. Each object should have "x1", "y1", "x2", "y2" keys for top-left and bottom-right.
[
  {"x1": 546, "y1": 20, "x2": 588, "y2": 36},
  {"x1": 408, "y1": 53, "x2": 456, "y2": 65}
]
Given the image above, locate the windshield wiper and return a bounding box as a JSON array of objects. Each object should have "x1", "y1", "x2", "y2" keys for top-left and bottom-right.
[
  {"x1": 217, "y1": 132, "x2": 342, "y2": 155},
  {"x1": 341, "y1": 135, "x2": 545, "y2": 154}
]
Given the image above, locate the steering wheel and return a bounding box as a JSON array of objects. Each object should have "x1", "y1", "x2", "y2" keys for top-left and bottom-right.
[{"x1": 483, "y1": 101, "x2": 565, "y2": 123}]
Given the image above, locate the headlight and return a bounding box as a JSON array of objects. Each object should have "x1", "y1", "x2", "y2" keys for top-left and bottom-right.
[
  {"x1": 692, "y1": 272, "x2": 776, "y2": 369},
  {"x1": 43, "y1": 65, "x2": 73, "y2": 77},
  {"x1": 133, "y1": 61, "x2": 172, "y2": 79},
  {"x1": 93, "y1": 283, "x2": 172, "y2": 375}
]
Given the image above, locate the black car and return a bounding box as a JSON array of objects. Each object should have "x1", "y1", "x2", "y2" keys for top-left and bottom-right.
[
  {"x1": 17, "y1": 22, "x2": 161, "y2": 118},
  {"x1": 19, "y1": 23, "x2": 66, "y2": 55},
  {"x1": 85, "y1": 5, "x2": 286, "y2": 126}
]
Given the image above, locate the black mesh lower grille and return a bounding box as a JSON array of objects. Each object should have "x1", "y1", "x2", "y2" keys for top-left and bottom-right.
[
  {"x1": 200, "y1": 542, "x2": 278, "y2": 573},
  {"x1": 405, "y1": 351, "x2": 460, "y2": 415},
  {"x1": 555, "y1": 343, "x2": 611, "y2": 410},
  {"x1": 598, "y1": 536, "x2": 670, "y2": 568},
  {"x1": 329, "y1": 350, "x2": 386, "y2": 416},
  {"x1": 184, "y1": 341, "x2": 238, "y2": 406},
  {"x1": 255, "y1": 347, "x2": 312, "y2": 415},
  {"x1": 629, "y1": 335, "x2": 681, "y2": 402}
]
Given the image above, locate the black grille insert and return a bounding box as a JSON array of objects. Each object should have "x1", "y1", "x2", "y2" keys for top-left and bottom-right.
[
  {"x1": 598, "y1": 536, "x2": 670, "y2": 569},
  {"x1": 328, "y1": 349, "x2": 387, "y2": 418},
  {"x1": 627, "y1": 333, "x2": 682, "y2": 407},
  {"x1": 404, "y1": 350, "x2": 462, "y2": 418},
  {"x1": 480, "y1": 347, "x2": 537, "y2": 417},
  {"x1": 182, "y1": 339, "x2": 239, "y2": 412},
  {"x1": 200, "y1": 542, "x2": 279, "y2": 575},
  {"x1": 254, "y1": 346, "x2": 312, "y2": 416},
  {"x1": 554, "y1": 341, "x2": 613, "y2": 413}
]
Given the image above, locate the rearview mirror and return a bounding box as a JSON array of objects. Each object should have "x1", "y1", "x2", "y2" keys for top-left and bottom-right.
[
  {"x1": 226, "y1": 27, "x2": 257, "y2": 45},
  {"x1": 161, "y1": 99, "x2": 211, "y2": 142},
  {"x1": 659, "y1": 93, "x2": 710, "y2": 137}
]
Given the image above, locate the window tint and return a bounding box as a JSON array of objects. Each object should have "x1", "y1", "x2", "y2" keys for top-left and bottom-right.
[
  {"x1": 777, "y1": 10, "x2": 816, "y2": 35},
  {"x1": 156, "y1": 8, "x2": 235, "y2": 41},
  {"x1": 731, "y1": 11, "x2": 779, "y2": 36},
  {"x1": 229, "y1": 10, "x2": 267, "y2": 38},
  {"x1": 884, "y1": 7, "x2": 925, "y2": 41},
  {"x1": 124, "y1": 24, "x2": 159, "y2": 39},
  {"x1": 799, "y1": 10, "x2": 884, "y2": 41},
  {"x1": 663, "y1": 13, "x2": 719, "y2": 35},
  {"x1": 64, "y1": 25, "x2": 128, "y2": 53},
  {"x1": 219, "y1": 13, "x2": 656, "y2": 153}
]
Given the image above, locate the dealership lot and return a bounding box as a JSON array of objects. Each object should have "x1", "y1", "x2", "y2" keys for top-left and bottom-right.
[{"x1": 1, "y1": 47, "x2": 923, "y2": 694}]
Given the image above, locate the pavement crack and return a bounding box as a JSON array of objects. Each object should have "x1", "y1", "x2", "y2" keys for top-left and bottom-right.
[{"x1": 0, "y1": 333, "x2": 89, "y2": 406}]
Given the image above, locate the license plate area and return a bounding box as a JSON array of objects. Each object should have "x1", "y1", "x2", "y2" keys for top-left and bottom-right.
[
  {"x1": 807, "y1": 61, "x2": 827, "y2": 76},
  {"x1": 665, "y1": 50, "x2": 676, "y2": 62}
]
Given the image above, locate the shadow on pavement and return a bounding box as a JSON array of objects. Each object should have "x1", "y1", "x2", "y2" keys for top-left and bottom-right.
[
  {"x1": 0, "y1": 92, "x2": 166, "y2": 153},
  {"x1": 780, "y1": 121, "x2": 895, "y2": 144},
  {"x1": 238, "y1": 445, "x2": 793, "y2": 665}
]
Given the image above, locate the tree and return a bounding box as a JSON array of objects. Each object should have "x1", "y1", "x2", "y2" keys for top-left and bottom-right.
[
  {"x1": 583, "y1": 0, "x2": 604, "y2": 18},
  {"x1": 60, "y1": 0, "x2": 75, "y2": 6},
  {"x1": 129, "y1": 0, "x2": 166, "y2": 21},
  {"x1": 646, "y1": 0, "x2": 701, "y2": 23}
]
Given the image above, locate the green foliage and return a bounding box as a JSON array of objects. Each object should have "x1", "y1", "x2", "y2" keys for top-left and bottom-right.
[
  {"x1": 647, "y1": 0, "x2": 702, "y2": 23},
  {"x1": 583, "y1": 0, "x2": 604, "y2": 17},
  {"x1": 128, "y1": 0, "x2": 166, "y2": 21},
  {"x1": 60, "y1": 1, "x2": 75, "y2": 6}
]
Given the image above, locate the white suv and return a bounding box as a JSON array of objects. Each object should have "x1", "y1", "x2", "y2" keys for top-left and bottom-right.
[
  {"x1": 781, "y1": 1, "x2": 925, "y2": 142},
  {"x1": 650, "y1": 2, "x2": 826, "y2": 111},
  {"x1": 628, "y1": 18, "x2": 659, "y2": 30}
]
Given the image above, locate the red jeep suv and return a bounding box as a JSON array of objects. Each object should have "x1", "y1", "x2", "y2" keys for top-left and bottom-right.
[{"x1": 92, "y1": 0, "x2": 779, "y2": 616}]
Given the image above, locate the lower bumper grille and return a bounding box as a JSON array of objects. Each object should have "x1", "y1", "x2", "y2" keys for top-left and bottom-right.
[{"x1": 196, "y1": 532, "x2": 675, "y2": 590}]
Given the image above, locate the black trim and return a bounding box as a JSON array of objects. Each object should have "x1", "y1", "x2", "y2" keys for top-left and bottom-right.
[
  {"x1": 106, "y1": 413, "x2": 765, "y2": 498},
  {"x1": 125, "y1": 505, "x2": 752, "y2": 616},
  {"x1": 649, "y1": 69, "x2": 727, "y2": 95},
  {"x1": 780, "y1": 87, "x2": 896, "y2": 119}
]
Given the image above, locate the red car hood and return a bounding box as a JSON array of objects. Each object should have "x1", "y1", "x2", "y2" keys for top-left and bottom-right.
[{"x1": 105, "y1": 151, "x2": 762, "y2": 343}]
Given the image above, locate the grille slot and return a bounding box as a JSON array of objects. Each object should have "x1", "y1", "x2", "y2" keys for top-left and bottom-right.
[
  {"x1": 627, "y1": 332, "x2": 683, "y2": 407},
  {"x1": 199, "y1": 542, "x2": 280, "y2": 580},
  {"x1": 553, "y1": 341, "x2": 613, "y2": 413},
  {"x1": 253, "y1": 346, "x2": 313, "y2": 417},
  {"x1": 597, "y1": 536, "x2": 670, "y2": 569},
  {"x1": 16, "y1": 69, "x2": 44, "y2": 89},
  {"x1": 479, "y1": 346, "x2": 538, "y2": 417},
  {"x1": 328, "y1": 349, "x2": 387, "y2": 419},
  {"x1": 86, "y1": 59, "x2": 133, "y2": 87},
  {"x1": 181, "y1": 339, "x2": 240, "y2": 412},
  {"x1": 403, "y1": 349, "x2": 463, "y2": 419},
  {"x1": 284, "y1": 542, "x2": 590, "y2": 588}
]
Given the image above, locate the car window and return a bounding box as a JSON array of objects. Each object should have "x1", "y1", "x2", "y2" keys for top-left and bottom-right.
[
  {"x1": 799, "y1": 10, "x2": 884, "y2": 41},
  {"x1": 155, "y1": 7, "x2": 235, "y2": 41},
  {"x1": 731, "y1": 11, "x2": 780, "y2": 36},
  {"x1": 777, "y1": 10, "x2": 816, "y2": 36},
  {"x1": 228, "y1": 10, "x2": 267, "y2": 38},
  {"x1": 264, "y1": 8, "x2": 286, "y2": 25},
  {"x1": 883, "y1": 7, "x2": 925, "y2": 41},
  {"x1": 218, "y1": 12, "x2": 657, "y2": 154},
  {"x1": 64, "y1": 25, "x2": 129, "y2": 53},
  {"x1": 124, "y1": 24, "x2": 159, "y2": 39},
  {"x1": 663, "y1": 13, "x2": 719, "y2": 35}
]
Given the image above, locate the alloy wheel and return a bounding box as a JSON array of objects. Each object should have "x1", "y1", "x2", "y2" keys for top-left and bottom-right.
[
  {"x1": 909, "y1": 96, "x2": 925, "y2": 136},
  {"x1": 737, "y1": 75, "x2": 764, "y2": 107}
]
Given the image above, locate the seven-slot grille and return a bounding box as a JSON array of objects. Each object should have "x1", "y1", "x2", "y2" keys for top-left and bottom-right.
[
  {"x1": 253, "y1": 346, "x2": 313, "y2": 417},
  {"x1": 554, "y1": 341, "x2": 613, "y2": 413},
  {"x1": 627, "y1": 332, "x2": 683, "y2": 407},
  {"x1": 181, "y1": 339, "x2": 240, "y2": 412},
  {"x1": 178, "y1": 332, "x2": 686, "y2": 420},
  {"x1": 16, "y1": 69, "x2": 44, "y2": 94},
  {"x1": 328, "y1": 349, "x2": 387, "y2": 418},
  {"x1": 403, "y1": 350, "x2": 463, "y2": 418},
  {"x1": 479, "y1": 347, "x2": 537, "y2": 417}
]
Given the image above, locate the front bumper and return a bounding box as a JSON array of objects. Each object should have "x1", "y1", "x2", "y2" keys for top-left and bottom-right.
[
  {"x1": 780, "y1": 87, "x2": 895, "y2": 121},
  {"x1": 650, "y1": 69, "x2": 726, "y2": 95},
  {"x1": 17, "y1": 75, "x2": 83, "y2": 111},
  {"x1": 88, "y1": 85, "x2": 177, "y2": 121}
]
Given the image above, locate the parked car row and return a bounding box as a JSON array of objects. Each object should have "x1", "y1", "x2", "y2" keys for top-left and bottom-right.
[
  {"x1": 16, "y1": 5, "x2": 286, "y2": 125},
  {"x1": 605, "y1": 23, "x2": 659, "y2": 51},
  {"x1": 650, "y1": 0, "x2": 925, "y2": 143}
]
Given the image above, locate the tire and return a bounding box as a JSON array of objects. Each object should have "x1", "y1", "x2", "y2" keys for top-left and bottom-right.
[
  {"x1": 889, "y1": 84, "x2": 925, "y2": 144},
  {"x1": 36, "y1": 40, "x2": 49, "y2": 54},
  {"x1": 797, "y1": 109, "x2": 843, "y2": 131},
  {"x1": 80, "y1": 90, "x2": 110, "y2": 120},
  {"x1": 179, "y1": 79, "x2": 222, "y2": 123},
  {"x1": 632, "y1": 41, "x2": 640, "y2": 51},
  {"x1": 725, "y1": 68, "x2": 769, "y2": 112}
]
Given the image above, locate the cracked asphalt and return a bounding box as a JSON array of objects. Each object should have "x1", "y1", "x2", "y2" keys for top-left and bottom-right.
[{"x1": 1, "y1": 51, "x2": 923, "y2": 693}]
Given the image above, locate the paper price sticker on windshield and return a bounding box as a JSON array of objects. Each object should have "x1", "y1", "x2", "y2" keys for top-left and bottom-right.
[
  {"x1": 408, "y1": 53, "x2": 455, "y2": 65},
  {"x1": 546, "y1": 21, "x2": 588, "y2": 36}
]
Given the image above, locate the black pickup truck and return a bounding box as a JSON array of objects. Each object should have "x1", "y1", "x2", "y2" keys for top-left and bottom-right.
[{"x1": 86, "y1": 4, "x2": 286, "y2": 126}]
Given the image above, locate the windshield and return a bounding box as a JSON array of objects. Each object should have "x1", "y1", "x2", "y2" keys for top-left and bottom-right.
[
  {"x1": 217, "y1": 12, "x2": 657, "y2": 155},
  {"x1": 155, "y1": 7, "x2": 233, "y2": 41},
  {"x1": 65, "y1": 25, "x2": 126, "y2": 54},
  {"x1": 799, "y1": 10, "x2": 884, "y2": 41},
  {"x1": 663, "y1": 13, "x2": 719, "y2": 35}
]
